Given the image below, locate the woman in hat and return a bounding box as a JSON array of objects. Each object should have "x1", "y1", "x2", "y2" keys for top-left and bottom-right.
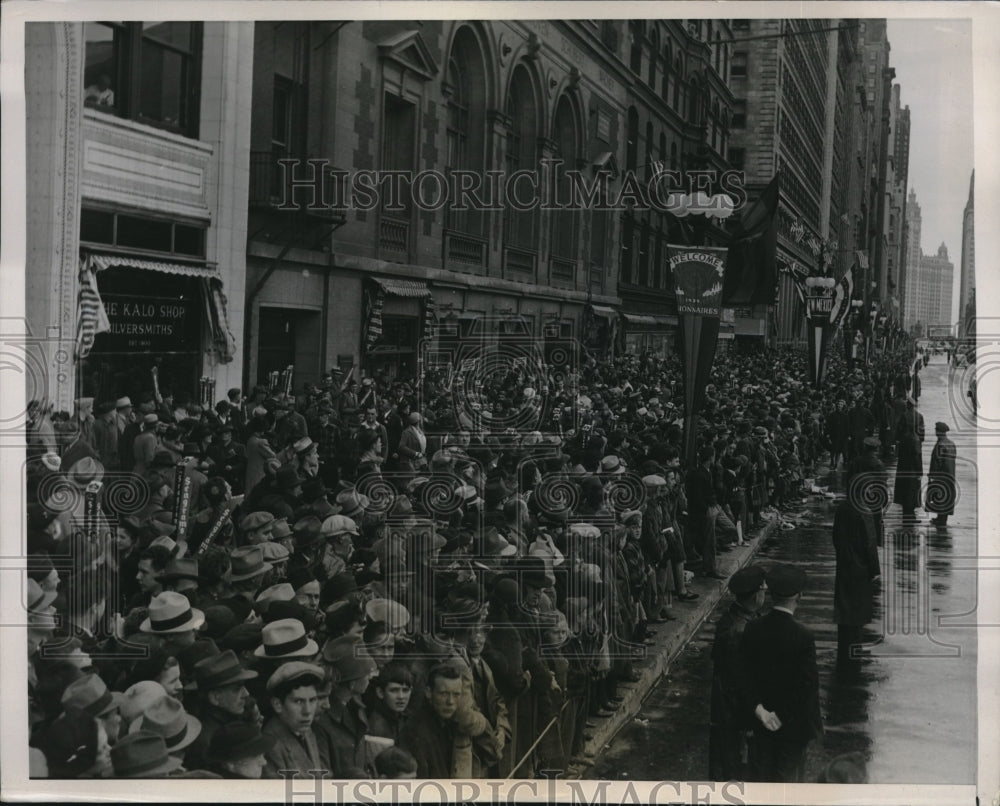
[{"x1": 34, "y1": 707, "x2": 113, "y2": 779}]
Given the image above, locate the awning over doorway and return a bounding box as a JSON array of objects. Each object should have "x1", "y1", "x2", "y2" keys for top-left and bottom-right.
[
  {"x1": 621, "y1": 312, "x2": 678, "y2": 328},
  {"x1": 87, "y1": 252, "x2": 219, "y2": 279},
  {"x1": 372, "y1": 277, "x2": 431, "y2": 298}
]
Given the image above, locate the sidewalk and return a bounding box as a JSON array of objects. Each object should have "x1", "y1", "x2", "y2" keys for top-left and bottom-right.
[{"x1": 566, "y1": 513, "x2": 783, "y2": 778}]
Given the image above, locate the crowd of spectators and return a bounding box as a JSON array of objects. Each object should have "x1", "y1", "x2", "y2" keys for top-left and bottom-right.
[{"x1": 23, "y1": 333, "x2": 919, "y2": 779}]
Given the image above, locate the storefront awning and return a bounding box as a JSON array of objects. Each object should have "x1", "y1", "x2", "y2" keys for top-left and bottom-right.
[
  {"x1": 589, "y1": 304, "x2": 618, "y2": 322},
  {"x1": 86, "y1": 252, "x2": 218, "y2": 279},
  {"x1": 372, "y1": 277, "x2": 431, "y2": 298},
  {"x1": 622, "y1": 313, "x2": 678, "y2": 328}
]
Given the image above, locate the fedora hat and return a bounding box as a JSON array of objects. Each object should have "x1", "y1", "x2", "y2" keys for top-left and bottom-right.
[
  {"x1": 254, "y1": 582, "x2": 295, "y2": 613},
  {"x1": 206, "y1": 722, "x2": 275, "y2": 764},
  {"x1": 111, "y1": 731, "x2": 183, "y2": 778},
  {"x1": 334, "y1": 488, "x2": 370, "y2": 518},
  {"x1": 292, "y1": 515, "x2": 324, "y2": 548},
  {"x1": 155, "y1": 557, "x2": 199, "y2": 583},
  {"x1": 128, "y1": 695, "x2": 202, "y2": 753},
  {"x1": 67, "y1": 456, "x2": 104, "y2": 487},
  {"x1": 228, "y1": 546, "x2": 272, "y2": 582},
  {"x1": 254, "y1": 618, "x2": 319, "y2": 659},
  {"x1": 61, "y1": 673, "x2": 124, "y2": 718},
  {"x1": 115, "y1": 396, "x2": 133, "y2": 409},
  {"x1": 599, "y1": 455, "x2": 626, "y2": 474},
  {"x1": 140, "y1": 592, "x2": 205, "y2": 634},
  {"x1": 188, "y1": 649, "x2": 257, "y2": 691},
  {"x1": 120, "y1": 681, "x2": 169, "y2": 724},
  {"x1": 26, "y1": 577, "x2": 57, "y2": 613},
  {"x1": 483, "y1": 527, "x2": 517, "y2": 558}
]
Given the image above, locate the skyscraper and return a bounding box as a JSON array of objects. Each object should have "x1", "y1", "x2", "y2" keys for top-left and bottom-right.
[{"x1": 959, "y1": 171, "x2": 975, "y2": 336}]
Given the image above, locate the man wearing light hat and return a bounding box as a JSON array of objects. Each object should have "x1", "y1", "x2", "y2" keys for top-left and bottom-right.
[
  {"x1": 741, "y1": 563, "x2": 822, "y2": 782},
  {"x1": 709, "y1": 565, "x2": 767, "y2": 780}
]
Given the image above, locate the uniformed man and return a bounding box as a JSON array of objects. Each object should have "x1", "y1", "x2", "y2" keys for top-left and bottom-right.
[
  {"x1": 928, "y1": 422, "x2": 957, "y2": 527},
  {"x1": 742, "y1": 563, "x2": 822, "y2": 783},
  {"x1": 709, "y1": 565, "x2": 767, "y2": 781}
]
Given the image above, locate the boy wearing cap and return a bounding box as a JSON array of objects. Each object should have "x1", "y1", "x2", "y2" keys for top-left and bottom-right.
[
  {"x1": 741, "y1": 564, "x2": 822, "y2": 782},
  {"x1": 263, "y1": 663, "x2": 330, "y2": 778},
  {"x1": 709, "y1": 565, "x2": 766, "y2": 780}
]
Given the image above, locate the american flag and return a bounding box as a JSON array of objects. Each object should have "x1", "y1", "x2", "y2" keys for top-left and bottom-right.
[
  {"x1": 856, "y1": 250, "x2": 869, "y2": 271},
  {"x1": 75, "y1": 258, "x2": 111, "y2": 360}
]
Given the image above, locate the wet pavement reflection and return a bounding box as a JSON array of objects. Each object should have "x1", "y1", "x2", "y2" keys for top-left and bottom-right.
[{"x1": 593, "y1": 357, "x2": 977, "y2": 784}]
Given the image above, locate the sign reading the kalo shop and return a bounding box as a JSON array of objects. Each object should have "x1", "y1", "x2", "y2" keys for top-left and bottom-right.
[
  {"x1": 669, "y1": 247, "x2": 728, "y2": 317},
  {"x1": 97, "y1": 294, "x2": 199, "y2": 353}
]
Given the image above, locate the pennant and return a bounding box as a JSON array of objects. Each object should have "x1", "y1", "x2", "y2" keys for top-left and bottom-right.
[
  {"x1": 829, "y1": 265, "x2": 855, "y2": 331},
  {"x1": 722, "y1": 173, "x2": 780, "y2": 305}
]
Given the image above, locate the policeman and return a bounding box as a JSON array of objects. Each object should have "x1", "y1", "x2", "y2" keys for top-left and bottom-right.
[{"x1": 709, "y1": 565, "x2": 767, "y2": 780}]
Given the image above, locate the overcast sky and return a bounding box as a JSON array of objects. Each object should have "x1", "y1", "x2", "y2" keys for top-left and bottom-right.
[{"x1": 885, "y1": 18, "x2": 973, "y2": 324}]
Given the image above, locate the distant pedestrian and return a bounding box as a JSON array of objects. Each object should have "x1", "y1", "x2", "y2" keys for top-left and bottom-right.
[
  {"x1": 927, "y1": 422, "x2": 957, "y2": 527},
  {"x1": 742, "y1": 564, "x2": 822, "y2": 783}
]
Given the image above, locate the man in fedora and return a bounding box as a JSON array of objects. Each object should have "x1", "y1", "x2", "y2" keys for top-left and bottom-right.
[
  {"x1": 127, "y1": 695, "x2": 202, "y2": 763},
  {"x1": 223, "y1": 547, "x2": 273, "y2": 606},
  {"x1": 184, "y1": 649, "x2": 259, "y2": 770},
  {"x1": 92, "y1": 401, "x2": 120, "y2": 471},
  {"x1": 111, "y1": 731, "x2": 184, "y2": 778},
  {"x1": 741, "y1": 563, "x2": 822, "y2": 782},
  {"x1": 334, "y1": 487, "x2": 370, "y2": 521},
  {"x1": 140, "y1": 591, "x2": 206, "y2": 656},
  {"x1": 61, "y1": 672, "x2": 125, "y2": 747},
  {"x1": 263, "y1": 661, "x2": 330, "y2": 778},
  {"x1": 132, "y1": 413, "x2": 161, "y2": 476},
  {"x1": 928, "y1": 422, "x2": 957, "y2": 527},
  {"x1": 156, "y1": 558, "x2": 202, "y2": 609},
  {"x1": 204, "y1": 721, "x2": 275, "y2": 779}
]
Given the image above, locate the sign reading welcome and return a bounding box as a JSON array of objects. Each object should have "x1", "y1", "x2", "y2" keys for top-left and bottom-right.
[
  {"x1": 97, "y1": 293, "x2": 199, "y2": 353},
  {"x1": 668, "y1": 247, "x2": 729, "y2": 317}
]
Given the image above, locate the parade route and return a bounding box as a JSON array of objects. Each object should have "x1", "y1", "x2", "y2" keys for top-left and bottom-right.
[{"x1": 591, "y1": 355, "x2": 977, "y2": 784}]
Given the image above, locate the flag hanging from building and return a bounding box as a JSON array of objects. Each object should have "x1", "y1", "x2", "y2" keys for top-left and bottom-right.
[
  {"x1": 75, "y1": 257, "x2": 111, "y2": 361},
  {"x1": 829, "y1": 265, "x2": 855, "y2": 331},
  {"x1": 722, "y1": 172, "x2": 780, "y2": 306}
]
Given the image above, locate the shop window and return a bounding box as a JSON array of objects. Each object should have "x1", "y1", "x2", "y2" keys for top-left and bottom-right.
[
  {"x1": 80, "y1": 207, "x2": 208, "y2": 259},
  {"x1": 83, "y1": 22, "x2": 202, "y2": 138}
]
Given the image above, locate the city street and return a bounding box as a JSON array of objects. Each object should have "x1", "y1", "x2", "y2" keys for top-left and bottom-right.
[{"x1": 591, "y1": 355, "x2": 977, "y2": 784}]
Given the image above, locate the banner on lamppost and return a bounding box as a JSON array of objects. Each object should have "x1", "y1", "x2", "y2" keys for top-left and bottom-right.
[
  {"x1": 803, "y1": 276, "x2": 838, "y2": 388},
  {"x1": 668, "y1": 245, "x2": 728, "y2": 464}
]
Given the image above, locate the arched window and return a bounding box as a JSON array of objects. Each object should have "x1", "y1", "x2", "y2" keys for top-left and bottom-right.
[
  {"x1": 629, "y1": 21, "x2": 644, "y2": 73},
  {"x1": 648, "y1": 26, "x2": 659, "y2": 87},
  {"x1": 504, "y1": 65, "x2": 539, "y2": 250},
  {"x1": 673, "y1": 55, "x2": 683, "y2": 109},
  {"x1": 550, "y1": 94, "x2": 579, "y2": 263},
  {"x1": 446, "y1": 26, "x2": 487, "y2": 236},
  {"x1": 661, "y1": 41, "x2": 671, "y2": 100},
  {"x1": 626, "y1": 106, "x2": 639, "y2": 172}
]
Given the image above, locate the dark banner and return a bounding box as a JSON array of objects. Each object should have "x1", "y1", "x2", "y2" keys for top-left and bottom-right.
[
  {"x1": 98, "y1": 293, "x2": 200, "y2": 354},
  {"x1": 669, "y1": 246, "x2": 728, "y2": 317},
  {"x1": 669, "y1": 245, "x2": 728, "y2": 464}
]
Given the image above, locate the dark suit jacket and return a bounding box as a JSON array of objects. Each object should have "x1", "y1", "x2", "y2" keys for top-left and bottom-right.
[
  {"x1": 685, "y1": 464, "x2": 717, "y2": 515},
  {"x1": 741, "y1": 609, "x2": 823, "y2": 745}
]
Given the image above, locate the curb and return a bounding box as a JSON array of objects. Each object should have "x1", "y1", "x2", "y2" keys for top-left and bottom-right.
[{"x1": 567, "y1": 515, "x2": 783, "y2": 778}]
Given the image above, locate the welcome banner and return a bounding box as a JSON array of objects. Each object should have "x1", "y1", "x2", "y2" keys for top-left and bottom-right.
[{"x1": 668, "y1": 245, "x2": 728, "y2": 464}]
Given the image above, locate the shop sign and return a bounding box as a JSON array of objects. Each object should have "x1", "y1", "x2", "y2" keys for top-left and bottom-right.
[{"x1": 97, "y1": 294, "x2": 199, "y2": 353}]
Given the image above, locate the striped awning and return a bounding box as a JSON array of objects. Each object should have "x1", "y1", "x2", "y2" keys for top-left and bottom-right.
[
  {"x1": 373, "y1": 277, "x2": 431, "y2": 298},
  {"x1": 86, "y1": 253, "x2": 217, "y2": 278},
  {"x1": 589, "y1": 304, "x2": 618, "y2": 321}
]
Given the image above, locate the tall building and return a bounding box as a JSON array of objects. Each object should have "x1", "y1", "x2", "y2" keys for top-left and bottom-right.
[
  {"x1": 959, "y1": 170, "x2": 975, "y2": 336},
  {"x1": 911, "y1": 244, "x2": 954, "y2": 333},
  {"x1": 903, "y1": 188, "x2": 922, "y2": 329},
  {"x1": 25, "y1": 22, "x2": 253, "y2": 410},
  {"x1": 892, "y1": 92, "x2": 911, "y2": 326}
]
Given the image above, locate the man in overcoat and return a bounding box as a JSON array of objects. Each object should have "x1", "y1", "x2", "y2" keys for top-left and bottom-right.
[
  {"x1": 927, "y1": 422, "x2": 957, "y2": 526},
  {"x1": 832, "y1": 495, "x2": 881, "y2": 675}
]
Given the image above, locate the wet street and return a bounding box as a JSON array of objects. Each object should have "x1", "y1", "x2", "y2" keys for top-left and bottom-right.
[{"x1": 593, "y1": 356, "x2": 977, "y2": 784}]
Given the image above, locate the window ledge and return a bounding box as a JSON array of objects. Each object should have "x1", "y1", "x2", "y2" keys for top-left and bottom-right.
[{"x1": 83, "y1": 107, "x2": 212, "y2": 154}]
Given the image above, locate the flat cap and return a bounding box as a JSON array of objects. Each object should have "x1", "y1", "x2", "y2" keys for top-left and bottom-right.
[
  {"x1": 766, "y1": 563, "x2": 807, "y2": 598},
  {"x1": 935, "y1": 421, "x2": 950, "y2": 433},
  {"x1": 641, "y1": 474, "x2": 667, "y2": 487},
  {"x1": 265, "y1": 661, "x2": 326, "y2": 692},
  {"x1": 728, "y1": 565, "x2": 766, "y2": 596}
]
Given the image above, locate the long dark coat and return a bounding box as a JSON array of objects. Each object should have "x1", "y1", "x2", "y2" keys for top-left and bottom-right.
[
  {"x1": 832, "y1": 502, "x2": 881, "y2": 626},
  {"x1": 893, "y1": 431, "x2": 922, "y2": 511},
  {"x1": 926, "y1": 436, "x2": 957, "y2": 515}
]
